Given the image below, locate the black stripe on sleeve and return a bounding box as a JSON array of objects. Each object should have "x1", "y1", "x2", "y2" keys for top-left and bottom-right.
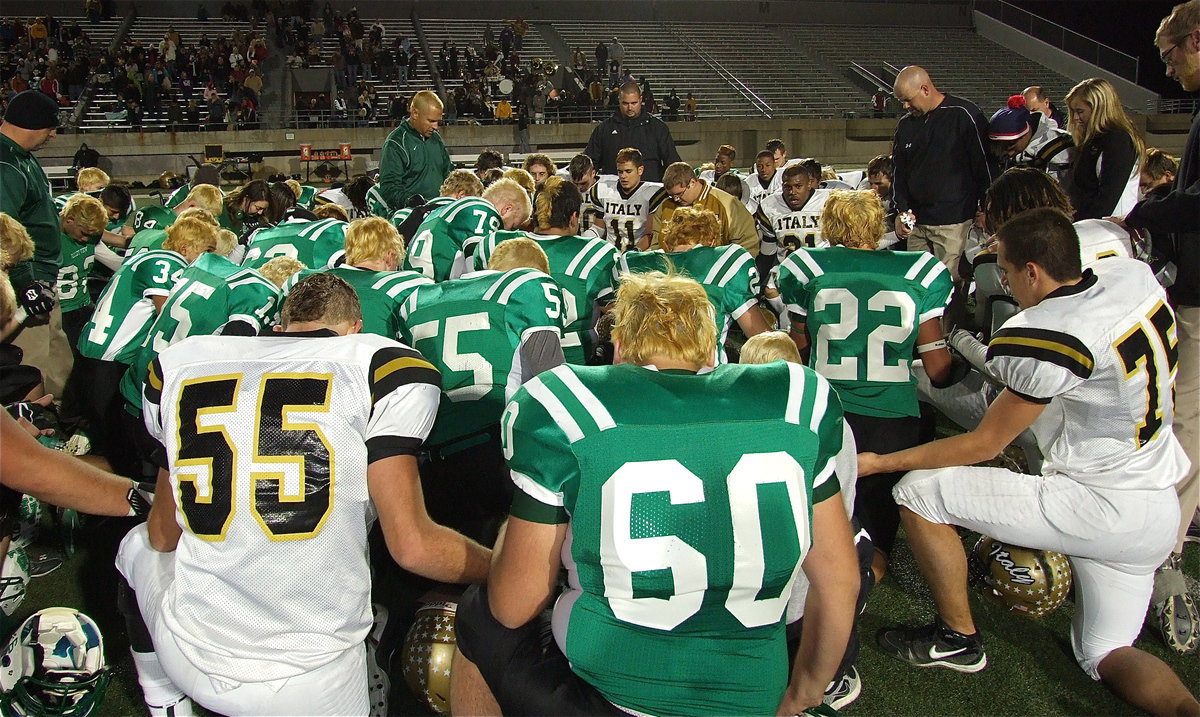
[
  {"x1": 369, "y1": 345, "x2": 441, "y2": 406},
  {"x1": 986, "y1": 326, "x2": 1094, "y2": 378},
  {"x1": 366, "y1": 435, "x2": 425, "y2": 463}
]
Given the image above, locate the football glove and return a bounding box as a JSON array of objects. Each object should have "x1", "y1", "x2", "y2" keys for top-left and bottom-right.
[{"x1": 17, "y1": 280, "x2": 55, "y2": 319}]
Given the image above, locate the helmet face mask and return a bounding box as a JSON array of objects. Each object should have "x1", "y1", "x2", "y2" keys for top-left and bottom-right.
[
  {"x1": 970, "y1": 536, "x2": 1072, "y2": 618},
  {"x1": 0, "y1": 608, "x2": 110, "y2": 716}
]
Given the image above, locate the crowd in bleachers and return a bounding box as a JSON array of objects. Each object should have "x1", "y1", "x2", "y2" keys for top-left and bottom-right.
[{"x1": 1, "y1": 16, "x2": 96, "y2": 121}]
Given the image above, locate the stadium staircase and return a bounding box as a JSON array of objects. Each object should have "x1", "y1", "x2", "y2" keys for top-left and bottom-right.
[{"x1": 779, "y1": 24, "x2": 1077, "y2": 118}]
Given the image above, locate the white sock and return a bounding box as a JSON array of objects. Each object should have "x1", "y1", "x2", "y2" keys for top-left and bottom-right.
[{"x1": 130, "y1": 650, "x2": 194, "y2": 716}]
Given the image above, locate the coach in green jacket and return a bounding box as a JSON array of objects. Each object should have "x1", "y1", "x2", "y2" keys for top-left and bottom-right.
[
  {"x1": 1, "y1": 90, "x2": 75, "y2": 396},
  {"x1": 379, "y1": 90, "x2": 451, "y2": 213}
]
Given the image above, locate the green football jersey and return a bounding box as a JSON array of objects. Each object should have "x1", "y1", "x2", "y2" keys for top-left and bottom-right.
[
  {"x1": 390, "y1": 196, "x2": 455, "y2": 237},
  {"x1": 120, "y1": 253, "x2": 281, "y2": 412},
  {"x1": 397, "y1": 268, "x2": 562, "y2": 445},
  {"x1": 365, "y1": 184, "x2": 391, "y2": 218},
  {"x1": 163, "y1": 184, "x2": 190, "y2": 209},
  {"x1": 126, "y1": 228, "x2": 168, "y2": 257},
  {"x1": 502, "y1": 361, "x2": 844, "y2": 716},
  {"x1": 617, "y1": 245, "x2": 759, "y2": 364},
  {"x1": 132, "y1": 204, "x2": 177, "y2": 233},
  {"x1": 79, "y1": 249, "x2": 187, "y2": 363},
  {"x1": 296, "y1": 184, "x2": 318, "y2": 209},
  {"x1": 401, "y1": 197, "x2": 501, "y2": 282},
  {"x1": 477, "y1": 231, "x2": 617, "y2": 364},
  {"x1": 241, "y1": 218, "x2": 349, "y2": 270},
  {"x1": 285, "y1": 265, "x2": 432, "y2": 338},
  {"x1": 470, "y1": 229, "x2": 528, "y2": 273},
  {"x1": 773, "y1": 246, "x2": 952, "y2": 418},
  {"x1": 56, "y1": 232, "x2": 97, "y2": 313}
]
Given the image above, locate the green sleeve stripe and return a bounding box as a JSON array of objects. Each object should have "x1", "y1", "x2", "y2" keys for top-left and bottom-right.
[{"x1": 812, "y1": 465, "x2": 840, "y2": 504}]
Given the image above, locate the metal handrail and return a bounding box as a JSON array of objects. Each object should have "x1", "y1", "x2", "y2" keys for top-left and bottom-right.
[
  {"x1": 1156, "y1": 98, "x2": 1200, "y2": 114},
  {"x1": 974, "y1": 0, "x2": 1139, "y2": 83},
  {"x1": 665, "y1": 23, "x2": 773, "y2": 119}
]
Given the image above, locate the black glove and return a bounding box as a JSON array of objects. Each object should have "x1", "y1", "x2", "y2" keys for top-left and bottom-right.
[{"x1": 17, "y1": 280, "x2": 55, "y2": 318}]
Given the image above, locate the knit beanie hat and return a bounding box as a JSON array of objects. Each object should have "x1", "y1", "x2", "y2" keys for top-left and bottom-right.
[
  {"x1": 988, "y1": 95, "x2": 1032, "y2": 141},
  {"x1": 3, "y1": 90, "x2": 61, "y2": 130}
]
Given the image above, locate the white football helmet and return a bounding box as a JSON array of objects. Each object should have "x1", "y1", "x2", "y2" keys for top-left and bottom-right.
[
  {"x1": 0, "y1": 547, "x2": 31, "y2": 617},
  {"x1": 0, "y1": 607, "x2": 111, "y2": 716}
]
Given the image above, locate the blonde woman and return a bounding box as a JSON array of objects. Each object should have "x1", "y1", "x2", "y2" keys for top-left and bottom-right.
[{"x1": 1063, "y1": 78, "x2": 1144, "y2": 218}]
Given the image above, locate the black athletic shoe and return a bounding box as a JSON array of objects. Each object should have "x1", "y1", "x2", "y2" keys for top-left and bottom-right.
[{"x1": 877, "y1": 618, "x2": 987, "y2": 673}]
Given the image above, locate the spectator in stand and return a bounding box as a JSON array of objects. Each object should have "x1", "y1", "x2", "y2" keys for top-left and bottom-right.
[
  {"x1": 28, "y1": 17, "x2": 47, "y2": 50},
  {"x1": 609, "y1": 37, "x2": 626, "y2": 73},
  {"x1": 595, "y1": 40, "x2": 608, "y2": 73},
  {"x1": 684, "y1": 92, "x2": 697, "y2": 121},
  {"x1": 380, "y1": 90, "x2": 451, "y2": 211},
  {"x1": 500, "y1": 22, "x2": 514, "y2": 57},
  {"x1": 1022, "y1": 85, "x2": 1066, "y2": 128},
  {"x1": 890, "y1": 65, "x2": 994, "y2": 280},
  {"x1": 1063, "y1": 78, "x2": 1143, "y2": 220},
  {"x1": 243, "y1": 68, "x2": 264, "y2": 104},
  {"x1": 494, "y1": 97, "x2": 513, "y2": 123},
  {"x1": 585, "y1": 81, "x2": 680, "y2": 183},
  {"x1": 572, "y1": 46, "x2": 587, "y2": 73}
]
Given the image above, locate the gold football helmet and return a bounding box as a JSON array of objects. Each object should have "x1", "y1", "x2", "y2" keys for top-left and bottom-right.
[
  {"x1": 971, "y1": 536, "x2": 1072, "y2": 617},
  {"x1": 401, "y1": 601, "x2": 457, "y2": 715}
]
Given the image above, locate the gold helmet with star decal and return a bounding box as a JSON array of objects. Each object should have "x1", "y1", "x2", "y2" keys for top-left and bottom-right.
[
  {"x1": 401, "y1": 601, "x2": 457, "y2": 714},
  {"x1": 970, "y1": 536, "x2": 1072, "y2": 617}
]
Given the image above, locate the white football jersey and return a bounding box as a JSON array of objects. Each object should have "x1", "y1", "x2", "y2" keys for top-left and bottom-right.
[
  {"x1": 588, "y1": 180, "x2": 666, "y2": 252},
  {"x1": 143, "y1": 332, "x2": 440, "y2": 682},
  {"x1": 1010, "y1": 115, "x2": 1073, "y2": 183},
  {"x1": 315, "y1": 187, "x2": 371, "y2": 219},
  {"x1": 1075, "y1": 219, "x2": 1132, "y2": 266},
  {"x1": 745, "y1": 171, "x2": 783, "y2": 214},
  {"x1": 577, "y1": 176, "x2": 617, "y2": 240},
  {"x1": 754, "y1": 189, "x2": 832, "y2": 260},
  {"x1": 985, "y1": 258, "x2": 1186, "y2": 491}
]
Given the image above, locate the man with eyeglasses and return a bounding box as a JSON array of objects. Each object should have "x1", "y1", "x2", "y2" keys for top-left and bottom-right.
[
  {"x1": 1113, "y1": 0, "x2": 1200, "y2": 657},
  {"x1": 650, "y1": 162, "x2": 758, "y2": 258}
]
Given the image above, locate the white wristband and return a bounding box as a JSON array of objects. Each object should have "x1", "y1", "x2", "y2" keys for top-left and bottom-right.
[{"x1": 916, "y1": 339, "x2": 947, "y2": 353}]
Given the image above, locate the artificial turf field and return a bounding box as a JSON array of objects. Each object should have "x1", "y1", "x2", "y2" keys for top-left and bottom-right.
[{"x1": 11, "y1": 511, "x2": 1198, "y2": 716}]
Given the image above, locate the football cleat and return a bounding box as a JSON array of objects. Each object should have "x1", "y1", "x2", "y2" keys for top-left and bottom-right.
[
  {"x1": 970, "y1": 536, "x2": 1071, "y2": 617},
  {"x1": 823, "y1": 664, "x2": 861, "y2": 710},
  {"x1": 1151, "y1": 553, "x2": 1199, "y2": 655},
  {"x1": 401, "y1": 601, "x2": 457, "y2": 715},
  {"x1": 877, "y1": 619, "x2": 987, "y2": 673},
  {"x1": 0, "y1": 607, "x2": 112, "y2": 715}
]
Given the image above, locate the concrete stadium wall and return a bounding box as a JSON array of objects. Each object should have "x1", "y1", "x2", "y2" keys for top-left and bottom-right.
[{"x1": 37, "y1": 114, "x2": 1188, "y2": 184}]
